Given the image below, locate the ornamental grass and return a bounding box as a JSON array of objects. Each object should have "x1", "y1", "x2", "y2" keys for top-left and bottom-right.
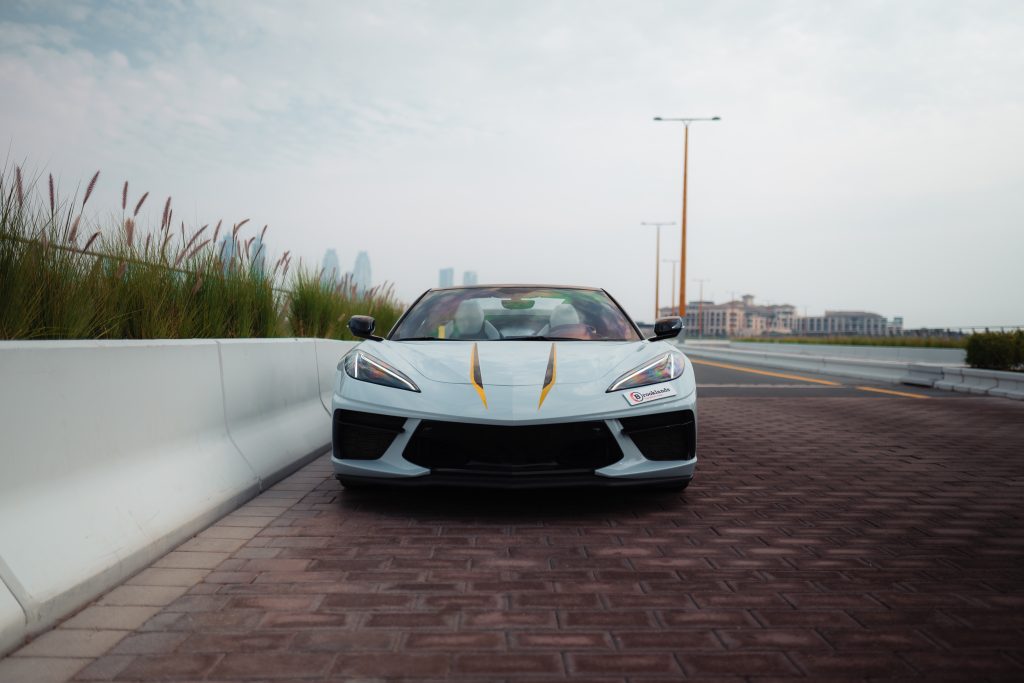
[{"x1": 0, "y1": 165, "x2": 401, "y2": 341}]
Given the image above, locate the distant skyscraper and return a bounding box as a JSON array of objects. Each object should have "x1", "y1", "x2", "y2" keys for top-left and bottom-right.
[
  {"x1": 218, "y1": 235, "x2": 236, "y2": 274},
  {"x1": 248, "y1": 234, "x2": 267, "y2": 276},
  {"x1": 462, "y1": 270, "x2": 478, "y2": 286},
  {"x1": 439, "y1": 267, "x2": 454, "y2": 288},
  {"x1": 353, "y1": 251, "x2": 371, "y2": 293},
  {"x1": 321, "y1": 249, "x2": 340, "y2": 285}
]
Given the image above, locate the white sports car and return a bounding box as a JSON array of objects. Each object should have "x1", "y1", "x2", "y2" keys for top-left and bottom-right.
[{"x1": 331, "y1": 285, "x2": 697, "y2": 490}]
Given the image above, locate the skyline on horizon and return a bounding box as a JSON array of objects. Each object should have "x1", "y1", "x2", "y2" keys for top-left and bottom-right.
[{"x1": 2, "y1": 1, "x2": 1021, "y2": 328}]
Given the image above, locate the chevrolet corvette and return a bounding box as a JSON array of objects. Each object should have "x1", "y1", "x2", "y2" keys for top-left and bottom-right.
[{"x1": 331, "y1": 285, "x2": 697, "y2": 490}]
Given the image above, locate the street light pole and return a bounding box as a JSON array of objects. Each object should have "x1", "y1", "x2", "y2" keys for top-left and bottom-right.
[
  {"x1": 653, "y1": 116, "x2": 720, "y2": 318},
  {"x1": 693, "y1": 278, "x2": 709, "y2": 338},
  {"x1": 641, "y1": 221, "x2": 674, "y2": 321},
  {"x1": 662, "y1": 259, "x2": 679, "y2": 313}
]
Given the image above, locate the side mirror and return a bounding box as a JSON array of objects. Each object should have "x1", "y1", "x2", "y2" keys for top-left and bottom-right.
[
  {"x1": 648, "y1": 316, "x2": 683, "y2": 341},
  {"x1": 348, "y1": 315, "x2": 383, "y2": 342}
]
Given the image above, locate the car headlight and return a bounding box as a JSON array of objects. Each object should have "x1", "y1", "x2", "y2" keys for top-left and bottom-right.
[
  {"x1": 341, "y1": 350, "x2": 420, "y2": 392},
  {"x1": 607, "y1": 351, "x2": 685, "y2": 392}
]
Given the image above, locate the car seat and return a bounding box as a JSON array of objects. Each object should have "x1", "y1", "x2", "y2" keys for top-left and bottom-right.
[
  {"x1": 447, "y1": 300, "x2": 501, "y2": 340},
  {"x1": 537, "y1": 303, "x2": 580, "y2": 336}
]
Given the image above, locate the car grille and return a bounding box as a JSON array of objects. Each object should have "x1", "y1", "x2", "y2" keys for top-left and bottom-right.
[
  {"x1": 332, "y1": 410, "x2": 406, "y2": 460},
  {"x1": 619, "y1": 409, "x2": 696, "y2": 461},
  {"x1": 403, "y1": 420, "x2": 623, "y2": 475}
]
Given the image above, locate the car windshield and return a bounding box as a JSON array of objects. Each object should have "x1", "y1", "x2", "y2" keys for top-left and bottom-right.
[{"x1": 390, "y1": 286, "x2": 642, "y2": 341}]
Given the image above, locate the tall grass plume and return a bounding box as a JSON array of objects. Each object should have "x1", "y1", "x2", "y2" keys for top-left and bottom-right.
[{"x1": 0, "y1": 164, "x2": 402, "y2": 340}]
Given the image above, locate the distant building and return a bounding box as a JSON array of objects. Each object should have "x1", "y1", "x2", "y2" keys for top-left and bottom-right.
[
  {"x1": 321, "y1": 249, "x2": 340, "y2": 285},
  {"x1": 439, "y1": 268, "x2": 454, "y2": 288},
  {"x1": 248, "y1": 234, "x2": 267, "y2": 276},
  {"x1": 793, "y1": 311, "x2": 903, "y2": 337},
  {"x1": 217, "y1": 235, "x2": 237, "y2": 275},
  {"x1": 218, "y1": 235, "x2": 235, "y2": 261},
  {"x1": 672, "y1": 294, "x2": 796, "y2": 337},
  {"x1": 352, "y1": 251, "x2": 371, "y2": 293},
  {"x1": 462, "y1": 270, "x2": 478, "y2": 286},
  {"x1": 663, "y1": 293, "x2": 901, "y2": 337}
]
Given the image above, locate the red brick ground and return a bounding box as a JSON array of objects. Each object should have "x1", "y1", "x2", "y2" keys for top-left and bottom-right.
[{"x1": 52, "y1": 396, "x2": 1024, "y2": 680}]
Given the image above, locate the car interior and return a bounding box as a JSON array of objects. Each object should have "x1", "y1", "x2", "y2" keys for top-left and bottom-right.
[
  {"x1": 442, "y1": 300, "x2": 503, "y2": 340},
  {"x1": 441, "y1": 300, "x2": 602, "y2": 340},
  {"x1": 391, "y1": 287, "x2": 642, "y2": 342}
]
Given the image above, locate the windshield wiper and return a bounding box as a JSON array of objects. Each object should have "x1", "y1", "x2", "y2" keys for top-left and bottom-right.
[
  {"x1": 394, "y1": 336, "x2": 450, "y2": 341},
  {"x1": 501, "y1": 335, "x2": 585, "y2": 341}
]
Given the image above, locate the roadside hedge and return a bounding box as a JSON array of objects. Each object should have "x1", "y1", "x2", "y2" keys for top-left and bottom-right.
[{"x1": 965, "y1": 331, "x2": 1024, "y2": 372}]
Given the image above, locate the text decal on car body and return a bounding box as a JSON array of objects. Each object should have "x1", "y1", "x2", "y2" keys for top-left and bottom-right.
[
  {"x1": 537, "y1": 343, "x2": 557, "y2": 409},
  {"x1": 470, "y1": 343, "x2": 488, "y2": 408},
  {"x1": 623, "y1": 384, "x2": 677, "y2": 406}
]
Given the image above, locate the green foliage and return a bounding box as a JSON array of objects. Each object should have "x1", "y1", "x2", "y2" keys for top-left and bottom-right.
[
  {"x1": 731, "y1": 336, "x2": 967, "y2": 349},
  {"x1": 965, "y1": 331, "x2": 1024, "y2": 372},
  {"x1": 288, "y1": 267, "x2": 402, "y2": 340},
  {"x1": 0, "y1": 165, "x2": 400, "y2": 340}
]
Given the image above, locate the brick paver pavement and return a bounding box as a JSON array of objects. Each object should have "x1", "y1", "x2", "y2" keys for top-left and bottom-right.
[{"x1": 4, "y1": 395, "x2": 1024, "y2": 681}]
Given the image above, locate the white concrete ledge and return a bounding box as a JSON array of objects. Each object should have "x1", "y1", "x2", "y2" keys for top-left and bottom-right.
[
  {"x1": 679, "y1": 341, "x2": 1024, "y2": 401},
  {"x1": 679, "y1": 343, "x2": 912, "y2": 383},
  {"x1": 0, "y1": 338, "x2": 355, "y2": 656},
  {"x1": 727, "y1": 341, "x2": 967, "y2": 365},
  {"x1": 0, "y1": 577, "x2": 24, "y2": 659},
  {"x1": 933, "y1": 367, "x2": 1024, "y2": 399}
]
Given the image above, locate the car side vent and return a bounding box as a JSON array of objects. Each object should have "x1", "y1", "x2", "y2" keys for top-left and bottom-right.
[
  {"x1": 332, "y1": 410, "x2": 406, "y2": 461},
  {"x1": 619, "y1": 409, "x2": 696, "y2": 462}
]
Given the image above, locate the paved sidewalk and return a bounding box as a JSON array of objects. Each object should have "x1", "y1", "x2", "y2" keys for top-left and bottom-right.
[{"x1": 3, "y1": 395, "x2": 1024, "y2": 681}]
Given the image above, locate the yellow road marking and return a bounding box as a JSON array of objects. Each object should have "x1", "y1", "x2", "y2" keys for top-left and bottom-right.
[
  {"x1": 855, "y1": 385, "x2": 930, "y2": 399},
  {"x1": 690, "y1": 359, "x2": 840, "y2": 386},
  {"x1": 692, "y1": 358, "x2": 931, "y2": 399}
]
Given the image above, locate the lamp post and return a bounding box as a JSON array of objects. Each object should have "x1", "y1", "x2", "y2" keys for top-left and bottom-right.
[
  {"x1": 640, "y1": 221, "x2": 674, "y2": 322},
  {"x1": 693, "y1": 278, "x2": 709, "y2": 338},
  {"x1": 661, "y1": 259, "x2": 679, "y2": 314},
  {"x1": 653, "y1": 115, "x2": 720, "y2": 317}
]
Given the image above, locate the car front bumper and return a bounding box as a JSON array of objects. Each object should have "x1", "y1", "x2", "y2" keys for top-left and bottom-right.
[
  {"x1": 330, "y1": 348, "x2": 698, "y2": 488},
  {"x1": 330, "y1": 407, "x2": 698, "y2": 488}
]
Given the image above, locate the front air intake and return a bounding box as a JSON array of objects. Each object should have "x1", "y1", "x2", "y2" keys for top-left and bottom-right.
[
  {"x1": 332, "y1": 410, "x2": 406, "y2": 460},
  {"x1": 619, "y1": 409, "x2": 696, "y2": 461},
  {"x1": 403, "y1": 420, "x2": 623, "y2": 474}
]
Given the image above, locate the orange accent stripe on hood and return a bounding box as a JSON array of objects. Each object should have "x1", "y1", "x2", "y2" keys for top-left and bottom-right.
[
  {"x1": 538, "y1": 343, "x2": 557, "y2": 409},
  {"x1": 470, "y1": 343, "x2": 487, "y2": 408}
]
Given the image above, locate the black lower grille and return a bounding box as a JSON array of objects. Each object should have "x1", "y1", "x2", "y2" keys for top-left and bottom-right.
[
  {"x1": 403, "y1": 420, "x2": 623, "y2": 474},
  {"x1": 619, "y1": 410, "x2": 696, "y2": 461},
  {"x1": 333, "y1": 410, "x2": 406, "y2": 460}
]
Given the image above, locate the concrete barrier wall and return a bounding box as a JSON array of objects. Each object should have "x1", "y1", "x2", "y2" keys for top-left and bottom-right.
[
  {"x1": 0, "y1": 578, "x2": 23, "y2": 661},
  {"x1": 314, "y1": 339, "x2": 348, "y2": 413},
  {"x1": 726, "y1": 341, "x2": 967, "y2": 365},
  {"x1": 0, "y1": 338, "x2": 355, "y2": 655},
  {"x1": 219, "y1": 339, "x2": 329, "y2": 483},
  {"x1": 679, "y1": 343, "x2": 913, "y2": 384},
  {"x1": 679, "y1": 341, "x2": 1024, "y2": 400}
]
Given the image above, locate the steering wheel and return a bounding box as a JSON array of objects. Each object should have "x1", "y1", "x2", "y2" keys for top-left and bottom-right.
[{"x1": 549, "y1": 323, "x2": 599, "y2": 340}]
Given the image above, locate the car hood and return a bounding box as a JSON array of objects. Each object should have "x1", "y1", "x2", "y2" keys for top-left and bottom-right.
[{"x1": 380, "y1": 340, "x2": 654, "y2": 386}]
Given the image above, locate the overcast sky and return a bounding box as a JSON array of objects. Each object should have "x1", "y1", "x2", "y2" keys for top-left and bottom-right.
[{"x1": 2, "y1": 0, "x2": 1022, "y2": 327}]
